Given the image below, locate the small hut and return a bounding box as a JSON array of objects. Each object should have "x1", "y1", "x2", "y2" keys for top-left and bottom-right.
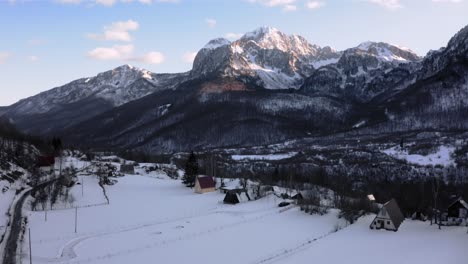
[
  {"x1": 194, "y1": 176, "x2": 216, "y2": 194},
  {"x1": 446, "y1": 197, "x2": 468, "y2": 226},
  {"x1": 223, "y1": 189, "x2": 250, "y2": 204},
  {"x1": 370, "y1": 199, "x2": 405, "y2": 232}
]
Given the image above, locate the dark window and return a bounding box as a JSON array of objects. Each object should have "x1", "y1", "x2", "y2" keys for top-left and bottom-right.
[{"x1": 387, "y1": 221, "x2": 390, "y2": 225}]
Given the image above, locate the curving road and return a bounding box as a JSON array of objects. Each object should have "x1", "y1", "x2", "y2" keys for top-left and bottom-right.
[{"x1": 1, "y1": 180, "x2": 55, "y2": 264}]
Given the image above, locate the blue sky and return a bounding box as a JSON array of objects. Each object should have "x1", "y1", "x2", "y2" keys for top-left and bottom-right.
[{"x1": 0, "y1": 0, "x2": 467, "y2": 106}]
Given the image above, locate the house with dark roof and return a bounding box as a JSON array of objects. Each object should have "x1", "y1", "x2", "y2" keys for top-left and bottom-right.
[
  {"x1": 194, "y1": 176, "x2": 216, "y2": 194},
  {"x1": 445, "y1": 197, "x2": 468, "y2": 226},
  {"x1": 223, "y1": 189, "x2": 250, "y2": 204},
  {"x1": 36, "y1": 155, "x2": 56, "y2": 174},
  {"x1": 370, "y1": 199, "x2": 405, "y2": 232}
]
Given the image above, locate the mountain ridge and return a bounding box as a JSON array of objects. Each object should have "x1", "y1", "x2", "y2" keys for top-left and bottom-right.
[{"x1": 2, "y1": 25, "x2": 467, "y2": 153}]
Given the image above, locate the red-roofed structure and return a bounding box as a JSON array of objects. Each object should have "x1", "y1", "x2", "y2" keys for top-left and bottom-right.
[{"x1": 194, "y1": 176, "x2": 216, "y2": 194}]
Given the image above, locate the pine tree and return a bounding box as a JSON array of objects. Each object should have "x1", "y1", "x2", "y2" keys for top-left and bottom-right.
[{"x1": 182, "y1": 151, "x2": 198, "y2": 188}]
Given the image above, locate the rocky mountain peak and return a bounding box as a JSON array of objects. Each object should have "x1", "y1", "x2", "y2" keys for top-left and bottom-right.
[
  {"x1": 202, "y1": 38, "x2": 231, "y2": 50},
  {"x1": 354, "y1": 41, "x2": 421, "y2": 63}
]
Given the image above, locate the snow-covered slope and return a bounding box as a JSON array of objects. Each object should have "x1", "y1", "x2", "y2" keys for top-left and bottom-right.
[{"x1": 6, "y1": 65, "x2": 189, "y2": 116}]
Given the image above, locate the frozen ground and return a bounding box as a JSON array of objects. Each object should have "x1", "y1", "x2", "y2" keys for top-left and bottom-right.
[
  {"x1": 22, "y1": 171, "x2": 468, "y2": 264},
  {"x1": 284, "y1": 215, "x2": 468, "y2": 264},
  {"x1": 0, "y1": 180, "x2": 16, "y2": 238},
  {"x1": 382, "y1": 145, "x2": 455, "y2": 166},
  {"x1": 231, "y1": 152, "x2": 297, "y2": 161}
]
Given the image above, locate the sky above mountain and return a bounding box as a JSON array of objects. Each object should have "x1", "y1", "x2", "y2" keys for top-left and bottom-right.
[{"x1": 0, "y1": 0, "x2": 467, "y2": 106}]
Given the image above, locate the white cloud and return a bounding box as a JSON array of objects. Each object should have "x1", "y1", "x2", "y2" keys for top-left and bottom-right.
[
  {"x1": 96, "y1": 0, "x2": 116, "y2": 6},
  {"x1": 0, "y1": 52, "x2": 12, "y2": 64},
  {"x1": 283, "y1": 4, "x2": 297, "y2": 11},
  {"x1": 305, "y1": 1, "x2": 324, "y2": 9},
  {"x1": 87, "y1": 44, "x2": 134, "y2": 60},
  {"x1": 87, "y1": 45, "x2": 164, "y2": 64},
  {"x1": 88, "y1": 19, "x2": 139, "y2": 42},
  {"x1": 28, "y1": 55, "x2": 39, "y2": 62},
  {"x1": 225, "y1": 32, "x2": 243, "y2": 40},
  {"x1": 432, "y1": 0, "x2": 463, "y2": 3},
  {"x1": 57, "y1": 0, "x2": 178, "y2": 6},
  {"x1": 182, "y1": 51, "x2": 197, "y2": 63},
  {"x1": 128, "y1": 0, "x2": 180, "y2": 3},
  {"x1": 366, "y1": 0, "x2": 402, "y2": 10},
  {"x1": 305, "y1": 1, "x2": 325, "y2": 9},
  {"x1": 56, "y1": 0, "x2": 81, "y2": 4},
  {"x1": 205, "y1": 18, "x2": 217, "y2": 28},
  {"x1": 248, "y1": 0, "x2": 296, "y2": 7}
]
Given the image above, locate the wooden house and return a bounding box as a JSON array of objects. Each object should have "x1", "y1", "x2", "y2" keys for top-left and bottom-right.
[
  {"x1": 370, "y1": 199, "x2": 405, "y2": 232},
  {"x1": 194, "y1": 176, "x2": 216, "y2": 194},
  {"x1": 446, "y1": 197, "x2": 468, "y2": 226},
  {"x1": 36, "y1": 155, "x2": 56, "y2": 174}
]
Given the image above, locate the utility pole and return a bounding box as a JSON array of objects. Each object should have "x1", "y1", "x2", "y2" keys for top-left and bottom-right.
[
  {"x1": 74, "y1": 207, "x2": 78, "y2": 233},
  {"x1": 29, "y1": 228, "x2": 32, "y2": 264},
  {"x1": 81, "y1": 177, "x2": 84, "y2": 197}
]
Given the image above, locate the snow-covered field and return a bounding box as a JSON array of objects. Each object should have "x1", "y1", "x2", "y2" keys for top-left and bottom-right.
[
  {"x1": 383, "y1": 145, "x2": 455, "y2": 166},
  {"x1": 22, "y1": 171, "x2": 468, "y2": 264},
  {"x1": 231, "y1": 152, "x2": 297, "y2": 161}
]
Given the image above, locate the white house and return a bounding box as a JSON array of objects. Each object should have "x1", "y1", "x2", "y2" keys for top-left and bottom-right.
[{"x1": 370, "y1": 199, "x2": 405, "y2": 232}]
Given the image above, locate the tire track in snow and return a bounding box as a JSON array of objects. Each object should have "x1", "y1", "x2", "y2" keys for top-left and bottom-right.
[
  {"x1": 57, "y1": 205, "x2": 294, "y2": 264},
  {"x1": 30, "y1": 204, "x2": 280, "y2": 263},
  {"x1": 250, "y1": 221, "x2": 351, "y2": 264}
]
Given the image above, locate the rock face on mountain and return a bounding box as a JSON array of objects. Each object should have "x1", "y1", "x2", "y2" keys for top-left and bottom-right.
[
  {"x1": 366, "y1": 25, "x2": 468, "y2": 132},
  {"x1": 2, "y1": 25, "x2": 468, "y2": 153},
  {"x1": 192, "y1": 27, "x2": 341, "y2": 89},
  {"x1": 301, "y1": 42, "x2": 421, "y2": 102}
]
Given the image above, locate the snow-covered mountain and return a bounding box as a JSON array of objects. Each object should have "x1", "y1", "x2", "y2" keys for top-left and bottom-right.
[
  {"x1": 192, "y1": 27, "x2": 421, "y2": 91},
  {"x1": 4, "y1": 24, "x2": 468, "y2": 153},
  {"x1": 192, "y1": 26, "x2": 341, "y2": 89},
  {"x1": 301, "y1": 41, "x2": 421, "y2": 102},
  {"x1": 3, "y1": 65, "x2": 189, "y2": 134},
  {"x1": 7, "y1": 65, "x2": 189, "y2": 116}
]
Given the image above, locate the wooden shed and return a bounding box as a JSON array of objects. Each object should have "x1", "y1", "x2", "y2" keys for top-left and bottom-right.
[{"x1": 194, "y1": 176, "x2": 216, "y2": 194}]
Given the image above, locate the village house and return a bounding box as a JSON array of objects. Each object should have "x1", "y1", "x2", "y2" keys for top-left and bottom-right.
[
  {"x1": 194, "y1": 176, "x2": 216, "y2": 194},
  {"x1": 223, "y1": 189, "x2": 250, "y2": 204},
  {"x1": 370, "y1": 199, "x2": 405, "y2": 232},
  {"x1": 445, "y1": 197, "x2": 468, "y2": 226},
  {"x1": 120, "y1": 164, "x2": 135, "y2": 175},
  {"x1": 36, "y1": 155, "x2": 56, "y2": 174}
]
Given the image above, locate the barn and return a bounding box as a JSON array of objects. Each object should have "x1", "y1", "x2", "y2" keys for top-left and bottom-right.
[
  {"x1": 194, "y1": 176, "x2": 216, "y2": 194},
  {"x1": 446, "y1": 197, "x2": 468, "y2": 226},
  {"x1": 370, "y1": 199, "x2": 405, "y2": 232}
]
